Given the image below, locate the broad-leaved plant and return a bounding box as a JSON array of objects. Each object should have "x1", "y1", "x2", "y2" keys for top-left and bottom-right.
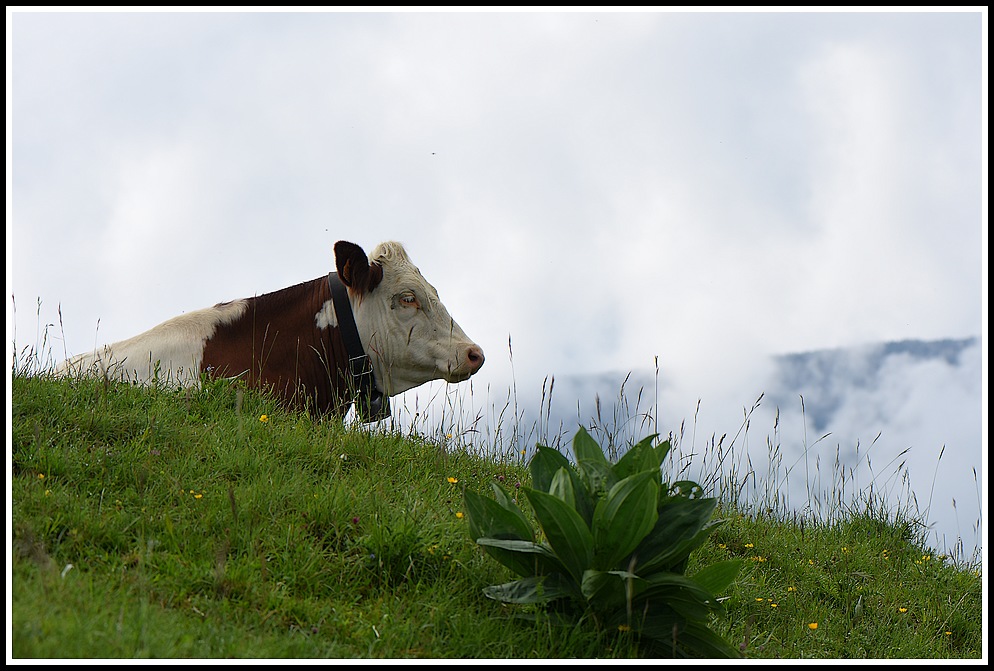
[{"x1": 464, "y1": 427, "x2": 742, "y2": 658}]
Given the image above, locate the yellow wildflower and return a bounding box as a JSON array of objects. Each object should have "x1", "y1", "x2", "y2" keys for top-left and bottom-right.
[
  {"x1": 455, "y1": 512, "x2": 464, "y2": 519},
  {"x1": 260, "y1": 414, "x2": 269, "y2": 422},
  {"x1": 808, "y1": 623, "x2": 818, "y2": 630},
  {"x1": 447, "y1": 477, "x2": 459, "y2": 484}
]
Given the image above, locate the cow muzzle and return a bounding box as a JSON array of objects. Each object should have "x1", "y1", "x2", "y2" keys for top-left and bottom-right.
[{"x1": 445, "y1": 344, "x2": 485, "y2": 382}]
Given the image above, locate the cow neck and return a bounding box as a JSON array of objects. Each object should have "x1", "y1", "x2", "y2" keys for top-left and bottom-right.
[{"x1": 327, "y1": 272, "x2": 389, "y2": 422}]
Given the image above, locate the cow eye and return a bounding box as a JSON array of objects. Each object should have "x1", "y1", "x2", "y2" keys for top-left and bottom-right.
[{"x1": 400, "y1": 293, "x2": 418, "y2": 307}]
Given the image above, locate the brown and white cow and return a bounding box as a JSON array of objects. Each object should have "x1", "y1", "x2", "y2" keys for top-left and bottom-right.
[{"x1": 58, "y1": 240, "x2": 484, "y2": 422}]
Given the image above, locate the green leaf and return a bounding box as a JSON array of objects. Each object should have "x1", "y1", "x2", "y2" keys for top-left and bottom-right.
[
  {"x1": 591, "y1": 470, "x2": 659, "y2": 570},
  {"x1": 482, "y1": 574, "x2": 578, "y2": 605},
  {"x1": 607, "y1": 601, "x2": 732, "y2": 659},
  {"x1": 652, "y1": 437, "x2": 673, "y2": 470},
  {"x1": 529, "y1": 445, "x2": 597, "y2": 525},
  {"x1": 691, "y1": 559, "x2": 743, "y2": 597},
  {"x1": 529, "y1": 443, "x2": 572, "y2": 493},
  {"x1": 523, "y1": 488, "x2": 593, "y2": 584},
  {"x1": 628, "y1": 497, "x2": 718, "y2": 573},
  {"x1": 638, "y1": 573, "x2": 718, "y2": 622},
  {"x1": 549, "y1": 467, "x2": 576, "y2": 509},
  {"x1": 572, "y1": 425, "x2": 609, "y2": 465},
  {"x1": 472, "y1": 544, "x2": 541, "y2": 578},
  {"x1": 606, "y1": 603, "x2": 682, "y2": 646},
  {"x1": 475, "y1": 537, "x2": 559, "y2": 558},
  {"x1": 490, "y1": 480, "x2": 523, "y2": 512},
  {"x1": 572, "y1": 427, "x2": 617, "y2": 496},
  {"x1": 580, "y1": 568, "x2": 646, "y2": 611},
  {"x1": 464, "y1": 487, "x2": 540, "y2": 577},
  {"x1": 612, "y1": 434, "x2": 662, "y2": 481},
  {"x1": 475, "y1": 537, "x2": 569, "y2": 576},
  {"x1": 668, "y1": 519, "x2": 727, "y2": 576},
  {"x1": 666, "y1": 479, "x2": 705, "y2": 500},
  {"x1": 667, "y1": 620, "x2": 743, "y2": 659},
  {"x1": 463, "y1": 486, "x2": 534, "y2": 543}
]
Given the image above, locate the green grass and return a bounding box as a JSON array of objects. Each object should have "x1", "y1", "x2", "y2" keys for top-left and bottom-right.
[{"x1": 9, "y1": 366, "x2": 983, "y2": 659}]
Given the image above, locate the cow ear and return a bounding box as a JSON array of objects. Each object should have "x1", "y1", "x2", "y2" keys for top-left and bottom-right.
[{"x1": 335, "y1": 241, "x2": 383, "y2": 295}]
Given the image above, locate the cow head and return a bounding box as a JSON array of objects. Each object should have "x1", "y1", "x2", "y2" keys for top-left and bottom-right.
[{"x1": 335, "y1": 240, "x2": 485, "y2": 397}]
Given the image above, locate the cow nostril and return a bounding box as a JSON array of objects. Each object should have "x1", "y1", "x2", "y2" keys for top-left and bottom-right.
[{"x1": 467, "y1": 346, "x2": 485, "y2": 370}]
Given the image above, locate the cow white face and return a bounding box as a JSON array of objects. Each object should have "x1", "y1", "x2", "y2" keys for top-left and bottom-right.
[{"x1": 336, "y1": 241, "x2": 485, "y2": 397}]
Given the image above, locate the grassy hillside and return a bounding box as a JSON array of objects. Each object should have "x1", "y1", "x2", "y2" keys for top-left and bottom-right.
[{"x1": 9, "y1": 373, "x2": 983, "y2": 659}]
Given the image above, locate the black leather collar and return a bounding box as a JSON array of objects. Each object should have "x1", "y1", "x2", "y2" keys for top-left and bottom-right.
[{"x1": 327, "y1": 272, "x2": 389, "y2": 422}]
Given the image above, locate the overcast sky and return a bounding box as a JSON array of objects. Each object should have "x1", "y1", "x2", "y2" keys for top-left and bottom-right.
[{"x1": 6, "y1": 9, "x2": 987, "y2": 556}]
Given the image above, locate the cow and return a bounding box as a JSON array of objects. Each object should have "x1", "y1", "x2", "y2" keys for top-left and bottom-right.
[{"x1": 57, "y1": 240, "x2": 485, "y2": 422}]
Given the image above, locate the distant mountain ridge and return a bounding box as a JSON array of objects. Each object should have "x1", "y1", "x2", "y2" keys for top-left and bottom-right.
[
  {"x1": 516, "y1": 336, "x2": 981, "y2": 443},
  {"x1": 767, "y1": 337, "x2": 980, "y2": 434}
]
